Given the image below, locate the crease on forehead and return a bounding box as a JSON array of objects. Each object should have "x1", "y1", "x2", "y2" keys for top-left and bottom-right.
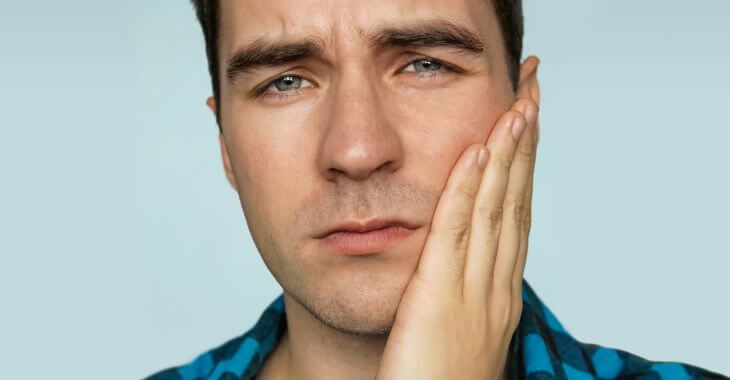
[
  {"x1": 220, "y1": 0, "x2": 494, "y2": 58},
  {"x1": 219, "y1": 0, "x2": 333, "y2": 51}
]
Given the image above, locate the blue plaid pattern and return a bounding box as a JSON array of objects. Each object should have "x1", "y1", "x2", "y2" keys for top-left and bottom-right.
[{"x1": 145, "y1": 280, "x2": 727, "y2": 379}]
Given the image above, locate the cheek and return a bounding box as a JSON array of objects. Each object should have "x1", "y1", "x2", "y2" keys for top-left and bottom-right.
[
  {"x1": 223, "y1": 102, "x2": 315, "y2": 237},
  {"x1": 382, "y1": 81, "x2": 510, "y2": 180},
  {"x1": 226, "y1": 99, "x2": 315, "y2": 183}
]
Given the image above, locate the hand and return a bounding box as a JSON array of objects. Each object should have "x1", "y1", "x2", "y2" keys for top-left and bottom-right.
[{"x1": 375, "y1": 56, "x2": 541, "y2": 380}]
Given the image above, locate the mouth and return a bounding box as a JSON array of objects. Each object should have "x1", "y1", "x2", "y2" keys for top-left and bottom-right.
[{"x1": 316, "y1": 218, "x2": 420, "y2": 256}]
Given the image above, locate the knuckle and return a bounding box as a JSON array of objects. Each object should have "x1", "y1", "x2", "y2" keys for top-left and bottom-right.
[
  {"x1": 522, "y1": 208, "x2": 532, "y2": 233},
  {"x1": 497, "y1": 155, "x2": 512, "y2": 170},
  {"x1": 485, "y1": 144, "x2": 513, "y2": 171},
  {"x1": 477, "y1": 206, "x2": 503, "y2": 228},
  {"x1": 440, "y1": 218, "x2": 471, "y2": 248},
  {"x1": 517, "y1": 138, "x2": 535, "y2": 157},
  {"x1": 454, "y1": 182, "x2": 478, "y2": 203},
  {"x1": 444, "y1": 180, "x2": 478, "y2": 203},
  {"x1": 504, "y1": 197, "x2": 525, "y2": 222}
]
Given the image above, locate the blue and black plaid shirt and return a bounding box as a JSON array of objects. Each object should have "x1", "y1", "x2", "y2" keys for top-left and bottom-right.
[{"x1": 145, "y1": 280, "x2": 726, "y2": 379}]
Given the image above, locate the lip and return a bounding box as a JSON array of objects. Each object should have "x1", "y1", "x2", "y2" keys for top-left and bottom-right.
[{"x1": 316, "y1": 219, "x2": 420, "y2": 256}]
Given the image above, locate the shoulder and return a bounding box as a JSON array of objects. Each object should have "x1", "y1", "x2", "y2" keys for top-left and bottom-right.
[
  {"x1": 144, "y1": 295, "x2": 286, "y2": 380},
  {"x1": 514, "y1": 281, "x2": 727, "y2": 379}
]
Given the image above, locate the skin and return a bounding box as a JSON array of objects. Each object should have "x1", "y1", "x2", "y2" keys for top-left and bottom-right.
[{"x1": 207, "y1": 0, "x2": 540, "y2": 378}]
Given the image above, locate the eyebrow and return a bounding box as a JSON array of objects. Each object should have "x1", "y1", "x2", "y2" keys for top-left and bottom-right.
[
  {"x1": 366, "y1": 20, "x2": 486, "y2": 56},
  {"x1": 225, "y1": 38, "x2": 325, "y2": 83},
  {"x1": 225, "y1": 19, "x2": 486, "y2": 84}
]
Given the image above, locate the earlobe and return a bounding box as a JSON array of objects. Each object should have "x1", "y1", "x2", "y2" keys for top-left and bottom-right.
[
  {"x1": 206, "y1": 96, "x2": 217, "y2": 115},
  {"x1": 209, "y1": 97, "x2": 237, "y2": 191},
  {"x1": 218, "y1": 132, "x2": 239, "y2": 192}
]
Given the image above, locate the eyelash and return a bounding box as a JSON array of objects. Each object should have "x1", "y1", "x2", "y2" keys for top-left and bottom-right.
[
  {"x1": 402, "y1": 55, "x2": 465, "y2": 77},
  {"x1": 252, "y1": 56, "x2": 462, "y2": 101}
]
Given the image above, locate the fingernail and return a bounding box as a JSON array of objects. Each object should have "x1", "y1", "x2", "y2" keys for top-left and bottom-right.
[
  {"x1": 477, "y1": 146, "x2": 488, "y2": 169},
  {"x1": 511, "y1": 117, "x2": 526, "y2": 140}
]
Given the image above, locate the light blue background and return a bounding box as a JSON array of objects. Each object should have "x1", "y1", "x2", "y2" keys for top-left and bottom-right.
[{"x1": 1, "y1": 1, "x2": 728, "y2": 379}]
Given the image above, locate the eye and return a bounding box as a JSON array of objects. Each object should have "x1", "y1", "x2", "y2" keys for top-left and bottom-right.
[
  {"x1": 251, "y1": 73, "x2": 317, "y2": 102},
  {"x1": 267, "y1": 75, "x2": 314, "y2": 92},
  {"x1": 253, "y1": 74, "x2": 316, "y2": 100},
  {"x1": 403, "y1": 58, "x2": 444, "y2": 73}
]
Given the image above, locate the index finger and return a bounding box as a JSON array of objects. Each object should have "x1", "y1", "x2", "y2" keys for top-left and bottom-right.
[{"x1": 415, "y1": 144, "x2": 488, "y2": 293}]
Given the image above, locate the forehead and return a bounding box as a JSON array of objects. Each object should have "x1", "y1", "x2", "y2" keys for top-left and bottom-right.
[{"x1": 218, "y1": 0, "x2": 498, "y2": 56}]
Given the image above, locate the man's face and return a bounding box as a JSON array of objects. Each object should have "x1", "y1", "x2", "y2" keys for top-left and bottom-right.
[{"x1": 215, "y1": 0, "x2": 515, "y2": 335}]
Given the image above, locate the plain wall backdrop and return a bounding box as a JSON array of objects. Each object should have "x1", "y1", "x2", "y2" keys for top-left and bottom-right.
[{"x1": 1, "y1": 1, "x2": 728, "y2": 379}]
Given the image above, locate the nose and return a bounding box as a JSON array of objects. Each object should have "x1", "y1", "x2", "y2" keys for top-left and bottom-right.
[{"x1": 317, "y1": 70, "x2": 404, "y2": 183}]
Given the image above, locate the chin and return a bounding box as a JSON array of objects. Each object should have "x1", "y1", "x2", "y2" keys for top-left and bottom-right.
[
  {"x1": 296, "y1": 259, "x2": 416, "y2": 337},
  {"x1": 273, "y1": 232, "x2": 425, "y2": 336},
  {"x1": 311, "y1": 283, "x2": 403, "y2": 336}
]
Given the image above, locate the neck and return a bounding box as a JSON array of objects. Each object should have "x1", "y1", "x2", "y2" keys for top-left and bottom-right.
[{"x1": 259, "y1": 292, "x2": 510, "y2": 380}]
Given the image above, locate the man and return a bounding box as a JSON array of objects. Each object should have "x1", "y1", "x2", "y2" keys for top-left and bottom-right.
[{"x1": 146, "y1": 0, "x2": 726, "y2": 379}]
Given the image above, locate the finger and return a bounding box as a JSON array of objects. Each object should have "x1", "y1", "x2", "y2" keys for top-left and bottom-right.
[
  {"x1": 463, "y1": 110, "x2": 526, "y2": 299},
  {"x1": 511, "y1": 103, "x2": 538, "y2": 313},
  {"x1": 491, "y1": 100, "x2": 537, "y2": 299},
  {"x1": 512, "y1": 69, "x2": 541, "y2": 309},
  {"x1": 417, "y1": 143, "x2": 488, "y2": 292}
]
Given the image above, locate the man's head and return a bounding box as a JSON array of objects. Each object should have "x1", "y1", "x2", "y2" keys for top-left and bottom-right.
[{"x1": 190, "y1": 0, "x2": 535, "y2": 336}]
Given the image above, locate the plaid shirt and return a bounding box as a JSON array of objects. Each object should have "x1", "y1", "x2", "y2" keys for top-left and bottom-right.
[{"x1": 145, "y1": 280, "x2": 726, "y2": 379}]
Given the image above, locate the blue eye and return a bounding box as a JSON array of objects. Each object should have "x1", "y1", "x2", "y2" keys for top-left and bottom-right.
[
  {"x1": 273, "y1": 75, "x2": 303, "y2": 91},
  {"x1": 412, "y1": 58, "x2": 443, "y2": 72},
  {"x1": 403, "y1": 58, "x2": 446, "y2": 73},
  {"x1": 261, "y1": 75, "x2": 315, "y2": 95}
]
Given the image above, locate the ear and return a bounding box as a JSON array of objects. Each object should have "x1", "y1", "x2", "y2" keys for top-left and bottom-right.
[
  {"x1": 206, "y1": 96, "x2": 217, "y2": 114},
  {"x1": 207, "y1": 96, "x2": 239, "y2": 192},
  {"x1": 516, "y1": 55, "x2": 541, "y2": 106},
  {"x1": 218, "y1": 132, "x2": 239, "y2": 191}
]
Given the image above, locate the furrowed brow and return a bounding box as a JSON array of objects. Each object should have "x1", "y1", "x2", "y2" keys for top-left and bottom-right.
[
  {"x1": 367, "y1": 20, "x2": 486, "y2": 56},
  {"x1": 225, "y1": 38, "x2": 325, "y2": 83}
]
